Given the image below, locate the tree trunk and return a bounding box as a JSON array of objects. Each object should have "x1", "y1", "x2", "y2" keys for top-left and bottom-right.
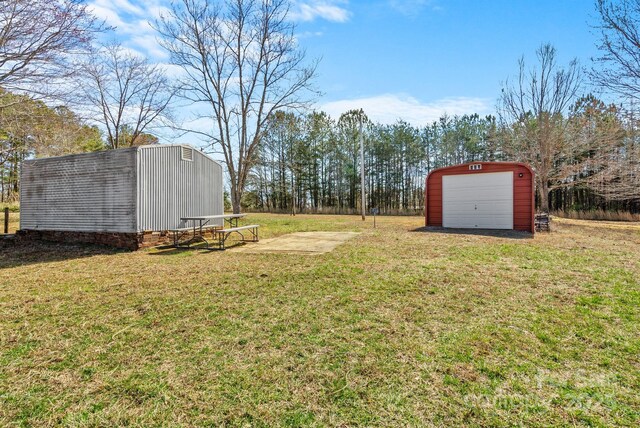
[
  {"x1": 230, "y1": 179, "x2": 242, "y2": 214},
  {"x1": 291, "y1": 172, "x2": 296, "y2": 216},
  {"x1": 539, "y1": 178, "x2": 550, "y2": 213}
]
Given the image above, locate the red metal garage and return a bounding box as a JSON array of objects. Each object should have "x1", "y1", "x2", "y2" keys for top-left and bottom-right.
[{"x1": 425, "y1": 162, "x2": 535, "y2": 233}]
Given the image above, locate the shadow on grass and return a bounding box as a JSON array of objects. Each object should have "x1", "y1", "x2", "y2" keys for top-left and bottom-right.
[
  {"x1": 0, "y1": 239, "x2": 123, "y2": 269},
  {"x1": 410, "y1": 226, "x2": 533, "y2": 240},
  {"x1": 146, "y1": 245, "x2": 208, "y2": 256},
  {"x1": 147, "y1": 241, "x2": 247, "y2": 255}
]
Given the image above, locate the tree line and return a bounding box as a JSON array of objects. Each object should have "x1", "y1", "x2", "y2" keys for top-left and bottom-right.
[
  {"x1": 1, "y1": 0, "x2": 639, "y2": 215},
  {"x1": 244, "y1": 90, "x2": 640, "y2": 215},
  {"x1": 246, "y1": 110, "x2": 500, "y2": 214}
]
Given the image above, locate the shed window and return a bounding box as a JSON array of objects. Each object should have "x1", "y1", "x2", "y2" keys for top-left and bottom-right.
[
  {"x1": 469, "y1": 164, "x2": 482, "y2": 171},
  {"x1": 181, "y1": 147, "x2": 194, "y2": 161}
]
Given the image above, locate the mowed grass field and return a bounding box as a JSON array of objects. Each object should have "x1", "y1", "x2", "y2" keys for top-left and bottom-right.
[{"x1": 1, "y1": 214, "x2": 639, "y2": 427}]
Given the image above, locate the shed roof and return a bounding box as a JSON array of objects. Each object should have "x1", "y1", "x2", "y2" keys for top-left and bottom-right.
[
  {"x1": 426, "y1": 161, "x2": 534, "y2": 180},
  {"x1": 22, "y1": 144, "x2": 222, "y2": 168}
]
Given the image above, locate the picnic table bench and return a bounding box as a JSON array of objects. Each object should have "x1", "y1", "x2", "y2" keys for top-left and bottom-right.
[
  {"x1": 211, "y1": 224, "x2": 259, "y2": 250},
  {"x1": 170, "y1": 214, "x2": 259, "y2": 250}
]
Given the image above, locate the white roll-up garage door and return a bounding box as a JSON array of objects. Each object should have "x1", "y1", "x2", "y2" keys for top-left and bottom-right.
[{"x1": 442, "y1": 171, "x2": 513, "y2": 229}]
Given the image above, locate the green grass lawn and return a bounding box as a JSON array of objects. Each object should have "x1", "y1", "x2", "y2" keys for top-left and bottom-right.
[{"x1": 1, "y1": 214, "x2": 639, "y2": 427}]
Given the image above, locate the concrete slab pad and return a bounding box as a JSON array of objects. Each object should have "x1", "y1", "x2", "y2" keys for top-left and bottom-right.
[{"x1": 232, "y1": 231, "x2": 360, "y2": 254}]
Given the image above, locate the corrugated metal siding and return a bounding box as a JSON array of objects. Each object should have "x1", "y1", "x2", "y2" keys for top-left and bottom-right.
[
  {"x1": 136, "y1": 145, "x2": 223, "y2": 231},
  {"x1": 20, "y1": 148, "x2": 138, "y2": 232}
]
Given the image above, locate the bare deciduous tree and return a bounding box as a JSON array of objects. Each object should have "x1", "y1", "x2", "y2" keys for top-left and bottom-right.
[
  {"x1": 0, "y1": 0, "x2": 105, "y2": 102},
  {"x1": 157, "y1": 0, "x2": 318, "y2": 213},
  {"x1": 563, "y1": 95, "x2": 626, "y2": 199},
  {"x1": 590, "y1": 0, "x2": 640, "y2": 204},
  {"x1": 589, "y1": 148, "x2": 640, "y2": 202},
  {"x1": 585, "y1": 107, "x2": 640, "y2": 202},
  {"x1": 592, "y1": 0, "x2": 640, "y2": 102},
  {"x1": 80, "y1": 43, "x2": 174, "y2": 149},
  {"x1": 500, "y1": 43, "x2": 582, "y2": 211}
]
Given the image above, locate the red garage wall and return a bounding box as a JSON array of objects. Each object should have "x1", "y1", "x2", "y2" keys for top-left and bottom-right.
[{"x1": 425, "y1": 162, "x2": 535, "y2": 233}]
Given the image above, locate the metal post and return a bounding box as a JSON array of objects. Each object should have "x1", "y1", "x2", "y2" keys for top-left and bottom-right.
[
  {"x1": 359, "y1": 118, "x2": 365, "y2": 221},
  {"x1": 3, "y1": 207, "x2": 8, "y2": 234}
]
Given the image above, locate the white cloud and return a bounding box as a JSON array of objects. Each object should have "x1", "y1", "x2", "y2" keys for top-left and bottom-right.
[
  {"x1": 117, "y1": 45, "x2": 146, "y2": 59},
  {"x1": 148, "y1": 5, "x2": 172, "y2": 20},
  {"x1": 89, "y1": 0, "x2": 349, "y2": 59},
  {"x1": 88, "y1": 0, "x2": 169, "y2": 60},
  {"x1": 88, "y1": 3, "x2": 127, "y2": 28},
  {"x1": 132, "y1": 34, "x2": 169, "y2": 60},
  {"x1": 290, "y1": 1, "x2": 351, "y2": 23},
  {"x1": 156, "y1": 63, "x2": 186, "y2": 79},
  {"x1": 297, "y1": 31, "x2": 325, "y2": 38},
  {"x1": 109, "y1": 0, "x2": 145, "y2": 15},
  {"x1": 321, "y1": 94, "x2": 493, "y2": 126}
]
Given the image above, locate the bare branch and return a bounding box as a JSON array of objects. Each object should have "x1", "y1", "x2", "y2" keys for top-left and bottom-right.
[
  {"x1": 499, "y1": 43, "x2": 582, "y2": 211},
  {"x1": 77, "y1": 43, "x2": 175, "y2": 149},
  {"x1": 591, "y1": 0, "x2": 640, "y2": 102},
  {"x1": 0, "y1": 0, "x2": 107, "y2": 103},
  {"x1": 156, "y1": 0, "x2": 319, "y2": 213}
]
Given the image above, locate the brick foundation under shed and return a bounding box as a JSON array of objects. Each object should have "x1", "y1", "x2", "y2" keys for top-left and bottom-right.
[{"x1": 16, "y1": 229, "x2": 173, "y2": 250}]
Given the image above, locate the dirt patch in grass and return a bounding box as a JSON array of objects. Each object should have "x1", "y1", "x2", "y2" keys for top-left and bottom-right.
[{"x1": 1, "y1": 214, "x2": 639, "y2": 426}]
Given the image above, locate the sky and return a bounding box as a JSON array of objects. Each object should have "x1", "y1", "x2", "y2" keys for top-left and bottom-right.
[{"x1": 87, "y1": 0, "x2": 602, "y2": 131}]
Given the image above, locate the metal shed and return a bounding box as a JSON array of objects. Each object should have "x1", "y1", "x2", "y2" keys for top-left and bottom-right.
[
  {"x1": 425, "y1": 162, "x2": 535, "y2": 234},
  {"x1": 19, "y1": 144, "x2": 224, "y2": 248}
]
